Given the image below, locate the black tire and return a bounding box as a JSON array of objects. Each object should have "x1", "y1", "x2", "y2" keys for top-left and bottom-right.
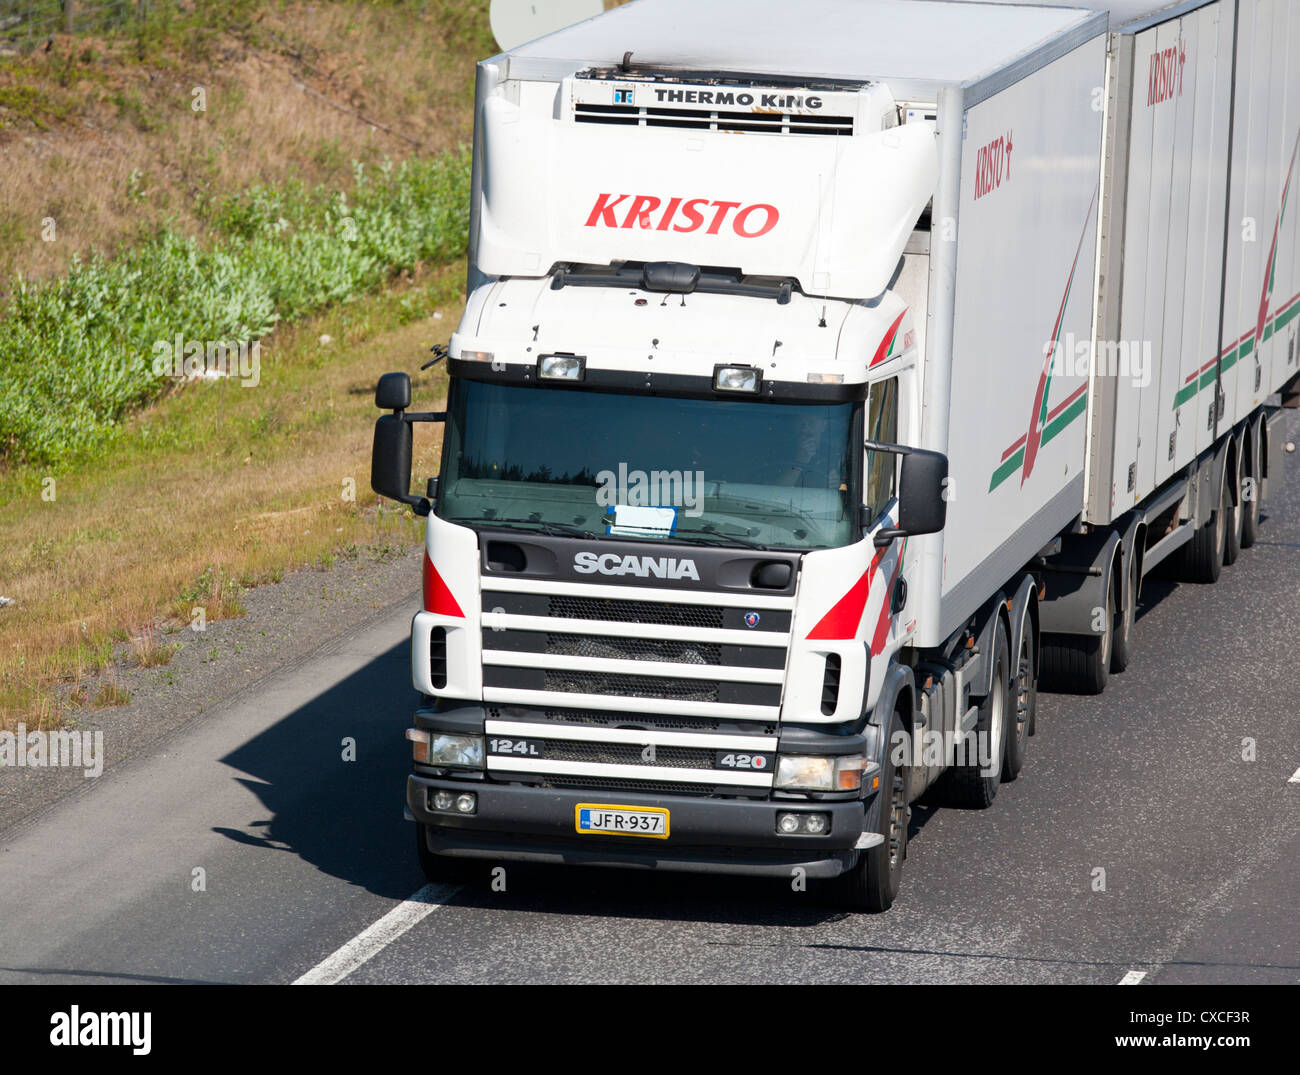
[
  {"x1": 1040, "y1": 569, "x2": 1113, "y2": 694},
  {"x1": 935, "y1": 619, "x2": 1009, "y2": 808},
  {"x1": 1224, "y1": 447, "x2": 1243, "y2": 567},
  {"x1": 1177, "y1": 461, "x2": 1227, "y2": 583},
  {"x1": 1003, "y1": 617, "x2": 1035, "y2": 780},
  {"x1": 1241, "y1": 423, "x2": 1262, "y2": 549},
  {"x1": 828, "y1": 709, "x2": 909, "y2": 912},
  {"x1": 415, "y1": 823, "x2": 476, "y2": 886},
  {"x1": 1110, "y1": 551, "x2": 1138, "y2": 674}
]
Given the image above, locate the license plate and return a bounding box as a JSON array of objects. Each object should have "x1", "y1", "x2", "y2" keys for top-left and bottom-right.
[{"x1": 574, "y1": 803, "x2": 669, "y2": 839}]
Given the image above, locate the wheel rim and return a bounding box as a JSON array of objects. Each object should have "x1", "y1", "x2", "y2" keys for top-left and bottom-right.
[
  {"x1": 988, "y1": 660, "x2": 1005, "y2": 778},
  {"x1": 1230, "y1": 460, "x2": 1242, "y2": 536},
  {"x1": 1100, "y1": 586, "x2": 1113, "y2": 669},
  {"x1": 887, "y1": 766, "x2": 907, "y2": 869},
  {"x1": 1015, "y1": 633, "x2": 1032, "y2": 745}
]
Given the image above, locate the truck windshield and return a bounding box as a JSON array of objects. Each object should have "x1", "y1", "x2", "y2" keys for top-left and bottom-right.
[{"x1": 438, "y1": 380, "x2": 861, "y2": 550}]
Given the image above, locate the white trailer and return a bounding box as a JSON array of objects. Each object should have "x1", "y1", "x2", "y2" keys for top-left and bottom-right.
[{"x1": 369, "y1": 0, "x2": 1296, "y2": 910}]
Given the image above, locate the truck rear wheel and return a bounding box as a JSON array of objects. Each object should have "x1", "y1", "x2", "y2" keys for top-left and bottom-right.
[
  {"x1": 1110, "y1": 551, "x2": 1137, "y2": 674},
  {"x1": 828, "y1": 708, "x2": 909, "y2": 912},
  {"x1": 1177, "y1": 460, "x2": 1228, "y2": 583},
  {"x1": 1241, "y1": 423, "x2": 1262, "y2": 549},
  {"x1": 1224, "y1": 447, "x2": 1243, "y2": 567},
  {"x1": 1003, "y1": 619, "x2": 1035, "y2": 780},
  {"x1": 1040, "y1": 571, "x2": 1112, "y2": 695},
  {"x1": 936, "y1": 619, "x2": 1009, "y2": 808}
]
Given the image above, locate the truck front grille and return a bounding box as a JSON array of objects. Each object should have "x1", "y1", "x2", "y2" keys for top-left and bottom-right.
[
  {"x1": 547, "y1": 632, "x2": 720, "y2": 665},
  {"x1": 549, "y1": 595, "x2": 724, "y2": 629},
  {"x1": 541, "y1": 740, "x2": 715, "y2": 769},
  {"x1": 543, "y1": 670, "x2": 718, "y2": 703},
  {"x1": 481, "y1": 587, "x2": 789, "y2": 714},
  {"x1": 488, "y1": 706, "x2": 778, "y2": 737}
]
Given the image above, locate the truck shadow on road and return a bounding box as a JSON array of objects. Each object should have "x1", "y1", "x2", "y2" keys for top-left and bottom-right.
[{"x1": 209, "y1": 638, "x2": 925, "y2": 925}]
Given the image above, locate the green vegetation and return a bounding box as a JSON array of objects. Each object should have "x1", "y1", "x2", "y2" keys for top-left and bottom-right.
[{"x1": 0, "y1": 149, "x2": 471, "y2": 466}]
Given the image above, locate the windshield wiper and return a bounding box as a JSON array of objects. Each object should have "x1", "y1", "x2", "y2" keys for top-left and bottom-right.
[
  {"x1": 670, "y1": 526, "x2": 768, "y2": 550},
  {"x1": 441, "y1": 515, "x2": 598, "y2": 539}
]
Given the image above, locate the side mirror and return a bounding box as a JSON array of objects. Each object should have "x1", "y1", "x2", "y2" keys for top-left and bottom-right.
[
  {"x1": 371, "y1": 413, "x2": 415, "y2": 504},
  {"x1": 371, "y1": 371, "x2": 443, "y2": 515},
  {"x1": 866, "y1": 441, "x2": 948, "y2": 547},
  {"x1": 376, "y1": 371, "x2": 411, "y2": 411},
  {"x1": 898, "y1": 448, "x2": 948, "y2": 536}
]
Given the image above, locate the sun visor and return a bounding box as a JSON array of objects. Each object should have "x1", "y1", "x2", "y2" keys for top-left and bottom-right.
[{"x1": 476, "y1": 95, "x2": 938, "y2": 300}]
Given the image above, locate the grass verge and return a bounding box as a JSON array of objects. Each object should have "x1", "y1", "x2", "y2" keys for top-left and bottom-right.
[{"x1": 0, "y1": 264, "x2": 459, "y2": 730}]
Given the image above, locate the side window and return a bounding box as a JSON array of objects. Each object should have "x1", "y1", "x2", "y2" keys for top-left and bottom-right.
[{"x1": 864, "y1": 377, "x2": 899, "y2": 523}]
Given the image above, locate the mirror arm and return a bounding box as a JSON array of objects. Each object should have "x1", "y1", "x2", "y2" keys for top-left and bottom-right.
[
  {"x1": 401, "y1": 411, "x2": 446, "y2": 424},
  {"x1": 863, "y1": 438, "x2": 914, "y2": 457},
  {"x1": 873, "y1": 527, "x2": 906, "y2": 548}
]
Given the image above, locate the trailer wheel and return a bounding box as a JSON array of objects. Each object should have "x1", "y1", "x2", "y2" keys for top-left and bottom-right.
[
  {"x1": 1241, "y1": 423, "x2": 1262, "y2": 549},
  {"x1": 935, "y1": 619, "x2": 1009, "y2": 808},
  {"x1": 1224, "y1": 446, "x2": 1243, "y2": 567},
  {"x1": 828, "y1": 708, "x2": 909, "y2": 912},
  {"x1": 1040, "y1": 571, "x2": 1112, "y2": 695},
  {"x1": 1176, "y1": 463, "x2": 1227, "y2": 584},
  {"x1": 1003, "y1": 618, "x2": 1035, "y2": 780},
  {"x1": 415, "y1": 823, "x2": 476, "y2": 885}
]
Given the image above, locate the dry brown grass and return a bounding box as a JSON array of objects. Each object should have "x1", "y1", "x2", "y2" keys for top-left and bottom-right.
[
  {"x1": 0, "y1": 263, "x2": 460, "y2": 729},
  {"x1": 0, "y1": 1, "x2": 486, "y2": 283},
  {"x1": 0, "y1": 2, "x2": 489, "y2": 727}
]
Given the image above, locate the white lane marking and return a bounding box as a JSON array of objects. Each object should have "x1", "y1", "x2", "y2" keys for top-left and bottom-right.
[
  {"x1": 294, "y1": 883, "x2": 460, "y2": 985},
  {"x1": 1118, "y1": 970, "x2": 1147, "y2": 985},
  {"x1": 1288, "y1": 767, "x2": 1300, "y2": 784}
]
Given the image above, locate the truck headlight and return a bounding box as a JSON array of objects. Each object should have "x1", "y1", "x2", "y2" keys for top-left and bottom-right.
[
  {"x1": 775, "y1": 754, "x2": 869, "y2": 791},
  {"x1": 713, "y1": 365, "x2": 761, "y2": 392},
  {"x1": 538, "y1": 353, "x2": 585, "y2": 380},
  {"x1": 428, "y1": 733, "x2": 484, "y2": 768}
]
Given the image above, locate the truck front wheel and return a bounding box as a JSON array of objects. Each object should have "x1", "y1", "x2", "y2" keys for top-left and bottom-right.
[
  {"x1": 827, "y1": 708, "x2": 910, "y2": 912},
  {"x1": 415, "y1": 823, "x2": 476, "y2": 886}
]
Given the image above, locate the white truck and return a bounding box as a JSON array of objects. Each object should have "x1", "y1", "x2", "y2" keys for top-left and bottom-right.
[{"x1": 370, "y1": 0, "x2": 1298, "y2": 910}]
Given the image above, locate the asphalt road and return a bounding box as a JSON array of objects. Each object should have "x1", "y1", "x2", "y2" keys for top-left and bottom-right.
[{"x1": 1, "y1": 413, "x2": 1297, "y2": 985}]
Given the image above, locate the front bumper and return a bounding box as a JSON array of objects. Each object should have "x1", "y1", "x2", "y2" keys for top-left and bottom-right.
[{"x1": 408, "y1": 774, "x2": 867, "y2": 879}]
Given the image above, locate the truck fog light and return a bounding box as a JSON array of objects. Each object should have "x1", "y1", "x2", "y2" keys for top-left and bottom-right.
[
  {"x1": 538, "y1": 354, "x2": 585, "y2": 380},
  {"x1": 455, "y1": 793, "x2": 477, "y2": 814},
  {"x1": 776, "y1": 811, "x2": 832, "y2": 835},
  {"x1": 433, "y1": 790, "x2": 455, "y2": 811},
  {"x1": 713, "y1": 365, "x2": 761, "y2": 392}
]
